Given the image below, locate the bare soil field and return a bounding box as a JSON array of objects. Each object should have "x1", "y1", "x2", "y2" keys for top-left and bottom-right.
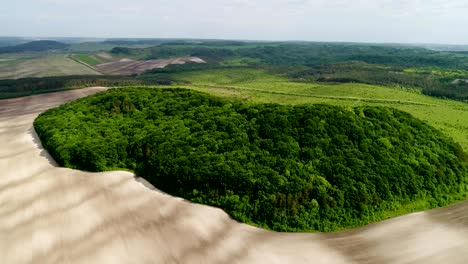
[
  {"x1": 0, "y1": 54, "x2": 101, "y2": 79},
  {"x1": 94, "y1": 56, "x2": 206, "y2": 75},
  {"x1": 96, "y1": 52, "x2": 113, "y2": 60},
  {"x1": 1, "y1": 88, "x2": 468, "y2": 263}
]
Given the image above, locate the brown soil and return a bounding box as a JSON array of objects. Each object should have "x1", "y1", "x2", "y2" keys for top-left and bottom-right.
[
  {"x1": 96, "y1": 52, "x2": 113, "y2": 60},
  {"x1": 94, "y1": 57, "x2": 206, "y2": 75},
  {"x1": 1, "y1": 87, "x2": 467, "y2": 263}
]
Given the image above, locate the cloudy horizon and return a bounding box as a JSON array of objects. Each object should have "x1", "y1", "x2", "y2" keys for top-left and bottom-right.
[{"x1": 1, "y1": 0, "x2": 468, "y2": 45}]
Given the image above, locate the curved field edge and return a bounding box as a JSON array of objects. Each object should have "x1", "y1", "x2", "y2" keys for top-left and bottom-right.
[{"x1": 34, "y1": 88, "x2": 468, "y2": 232}]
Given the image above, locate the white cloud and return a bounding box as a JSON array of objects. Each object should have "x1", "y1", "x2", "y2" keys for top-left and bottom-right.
[{"x1": 1, "y1": 0, "x2": 467, "y2": 44}]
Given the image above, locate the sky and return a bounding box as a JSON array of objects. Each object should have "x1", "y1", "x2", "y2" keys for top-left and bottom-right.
[{"x1": 1, "y1": 0, "x2": 467, "y2": 44}]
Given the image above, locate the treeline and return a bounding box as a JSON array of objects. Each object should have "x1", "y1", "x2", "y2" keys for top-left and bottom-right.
[
  {"x1": 115, "y1": 42, "x2": 468, "y2": 69},
  {"x1": 111, "y1": 46, "x2": 235, "y2": 62},
  {"x1": 34, "y1": 88, "x2": 468, "y2": 232},
  {"x1": 0, "y1": 75, "x2": 170, "y2": 99},
  {"x1": 103, "y1": 39, "x2": 165, "y2": 46},
  {"x1": 236, "y1": 44, "x2": 468, "y2": 69},
  {"x1": 288, "y1": 62, "x2": 468, "y2": 101},
  {"x1": 423, "y1": 80, "x2": 468, "y2": 100},
  {"x1": 146, "y1": 61, "x2": 231, "y2": 74},
  {"x1": 160, "y1": 40, "x2": 253, "y2": 47},
  {"x1": 105, "y1": 39, "x2": 252, "y2": 47},
  {"x1": 115, "y1": 42, "x2": 468, "y2": 101},
  {"x1": 0, "y1": 40, "x2": 69, "y2": 54}
]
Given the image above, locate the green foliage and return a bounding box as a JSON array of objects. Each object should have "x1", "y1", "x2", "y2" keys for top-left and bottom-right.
[
  {"x1": 103, "y1": 39, "x2": 165, "y2": 46},
  {"x1": 4, "y1": 40, "x2": 468, "y2": 100},
  {"x1": 122, "y1": 42, "x2": 468, "y2": 69},
  {"x1": 110, "y1": 45, "x2": 235, "y2": 61},
  {"x1": 159, "y1": 40, "x2": 259, "y2": 47},
  {"x1": 170, "y1": 68, "x2": 468, "y2": 152},
  {"x1": 128, "y1": 42, "x2": 468, "y2": 101},
  {"x1": 220, "y1": 57, "x2": 262, "y2": 67},
  {"x1": 34, "y1": 88, "x2": 468, "y2": 232},
  {"x1": 0, "y1": 75, "x2": 169, "y2": 99},
  {"x1": 72, "y1": 54, "x2": 111, "y2": 66},
  {"x1": 287, "y1": 62, "x2": 468, "y2": 101},
  {"x1": 242, "y1": 43, "x2": 468, "y2": 69}
]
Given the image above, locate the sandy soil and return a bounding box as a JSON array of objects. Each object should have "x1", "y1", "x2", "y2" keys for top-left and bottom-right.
[
  {"x1": 94, "y1": 57, "x2": 206, "y2": 75},
  {"x1": 1, "y1": 87, "x2": 468, "y2": 263},
  {"x1": 96, "y1": 52, "x2": 113, "y2": 60}
]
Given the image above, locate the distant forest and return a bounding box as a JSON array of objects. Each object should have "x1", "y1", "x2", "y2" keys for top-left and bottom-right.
[
  {"x1": 111, "y1": 42, "x2": 468, "y2": 101},
  {"x1": 0, "y1": 75, "x2": 171, "y2": 99},
  {"x1": 0, "y1": 40, "x2": 69, "y2": 54},
  {"x1": 2, "y1": 40, "x2": 467, "y2": 101}
]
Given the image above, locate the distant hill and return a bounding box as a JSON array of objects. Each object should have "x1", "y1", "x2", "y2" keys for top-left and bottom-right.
[
  {"x1": 0, "y1": 37, "x2": 29, "y2": 47},
  {"x1": 0, "y1": 40, "x2": 69, "y2": 54},
  {"x1": 103, "y1": 39, "x2": 165, "y2": 46}
]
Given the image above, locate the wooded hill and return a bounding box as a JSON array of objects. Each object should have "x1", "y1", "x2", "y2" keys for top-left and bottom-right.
[
  {"x1": 34, "y1": 88, "x2": 468, "y2": 232},
  {"x1": 0, "y1": 40, "x2": 69, "y2": 54}
]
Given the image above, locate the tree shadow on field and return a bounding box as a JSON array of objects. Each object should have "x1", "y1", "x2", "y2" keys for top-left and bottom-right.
[
  {"x1": 6, "y1": 174, "x2": 270, "y2": 263},
  {"x1": 426, "y1": 199, "x2": 468, "y2": 230},
  {"x1": 27, "y1": 126, "x2": 58, "y2": 167}
]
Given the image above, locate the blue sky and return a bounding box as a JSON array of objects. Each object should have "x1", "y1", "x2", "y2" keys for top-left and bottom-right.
[{"x1": 1, "y1": 0, "x2": 467, "y2": 44}]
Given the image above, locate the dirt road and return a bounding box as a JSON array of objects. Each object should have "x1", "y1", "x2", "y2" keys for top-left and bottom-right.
[{"x1": 1, "y1": 87, "x2": 467, "y2": 263}]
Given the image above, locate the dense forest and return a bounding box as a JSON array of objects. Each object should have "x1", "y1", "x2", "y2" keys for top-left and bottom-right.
[
  {"x1": 0, "y1": 75, "x2": 171, "y2": 99},
  {"x1": 34, "y1": 88, "x2": 468, "y2": 232},
  {"x1": 286, "y1": 62, "x2": 468, "y2": 101},
  {"x1": 0, "y1": 40, "x2": 69, "y2": 54},
  {"x1": 236, "y1": 44, "x2": 468, "y2": 69},
  {"x1": 112, "y1": 42, "x2": 468, "y2": 101},
  {"x1": 103, "y1": 39, "x2": 165, "y2": 46},
  {"x1": 113, "y1": 42, "x2": 468, "y2": 69}
]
